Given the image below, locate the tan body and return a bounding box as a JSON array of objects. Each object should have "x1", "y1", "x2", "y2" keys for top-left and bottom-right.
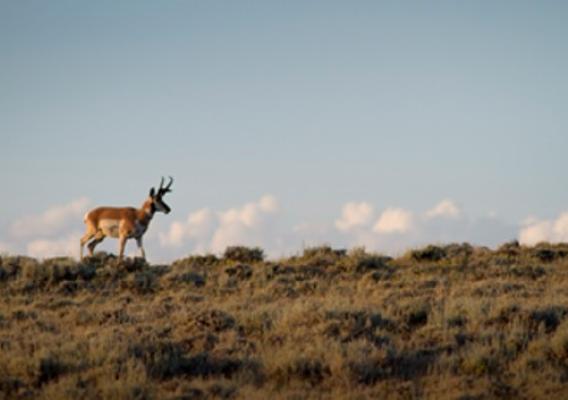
[{"x1": 80, "y1": 177, "x2": 173, "y2": 261}]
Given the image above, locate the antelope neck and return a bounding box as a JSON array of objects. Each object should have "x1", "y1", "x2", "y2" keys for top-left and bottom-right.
[{"x1": 137, "y1": 202, "x2": 155, "y2": 225}]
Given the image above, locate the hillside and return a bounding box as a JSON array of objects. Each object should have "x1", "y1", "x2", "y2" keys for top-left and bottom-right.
[{"x1": 1, "y1": 243, "x2": 568, "y2": 399}]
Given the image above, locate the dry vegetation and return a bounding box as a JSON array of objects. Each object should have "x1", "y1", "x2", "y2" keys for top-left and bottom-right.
[{"x1": 1, "y1": 242, "x2": 568, "y2": 399}]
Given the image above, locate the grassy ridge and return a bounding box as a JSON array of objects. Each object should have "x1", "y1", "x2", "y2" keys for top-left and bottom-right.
[{"x1": 1, "y1": 243, "x2": 568, "y2": 399}]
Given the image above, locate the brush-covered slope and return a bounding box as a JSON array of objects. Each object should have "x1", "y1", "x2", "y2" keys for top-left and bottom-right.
[{"x1": 1, "y1": 243, "x2": 568, "y2": 399}]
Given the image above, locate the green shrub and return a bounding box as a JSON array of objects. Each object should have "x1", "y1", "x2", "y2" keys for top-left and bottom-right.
[
  {"x1": 410, "y1": 245, "x2": 446, "y2": 262},
  {"x1": 344, "y1": 247, "x2": 392, "y2": 273},
  {"x1": 302, "y1": 245, "x2": 346, "y2": 259},
  {"x1": 172, "y1": 254, "x2": 220, "y2": 269},
  {"x1": 223, "y1": 246, "x2": 264, "y2": 263},
  {"x1": 38, "y1": 355, "x2": 68, "y2": 386},
  {"x1": 1, "y1": 256, "x2": 38, "y2": 282},
  {"x1": 405, "y1": 306, "x2": 429, "y2": 329},
  {"x1": 497, "y1": 240, "x2": 521, "y2": 257},
  {"x1": 291, "y1": 245, "x2": 347, "y2": 268},
  {"x1": 129, "y1": 270, "x2": 159, "y2": 294},
  {"x1": 287, "y1": 358, "x2": 331, "y2": 385},
  {"x1": 177, "y1": 272, "x2": 206, "y2": 287},
  {"x1": 443, "y1": 243, "x2": 474, "y2": 259},
  {"x1": 529, "y1": 306, "x2": 568, "y2": 333}
]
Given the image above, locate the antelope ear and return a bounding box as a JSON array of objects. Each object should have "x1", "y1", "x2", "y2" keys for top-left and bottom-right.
[{"x1": 149, "y1": 188, "x2": 156, "y2": 197}]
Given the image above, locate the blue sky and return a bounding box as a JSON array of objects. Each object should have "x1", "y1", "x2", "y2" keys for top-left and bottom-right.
[{"x1": 1, "y1": 1, "x2": 568, "y2": 260}]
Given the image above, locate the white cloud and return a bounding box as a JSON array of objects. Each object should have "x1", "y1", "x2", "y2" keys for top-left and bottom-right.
[
  {"x1": 0, "y1": 197, "x2": 90, "y2": 259},
  {"x1": 160, "y1": 221, "x2": 186, "y2": 247},
  {"x1": 425, "y1": 199, "x2": 461, "y2": 219},
  {"x1": 335, "y1": 202, "x2": 374, "y2": 232},
  {"x1": 259, "y1": 194, "x2": 279, "y2": 213},
  {"x1": 186, "y1": 209, "x2": 215, "y2": 238},
  {"x1": 519, "y1": 220, "x2": 551, "y2": 246},
  {"x1": 159, "y1": 208, "x2": 215, "y2": 248},
  {"x1": 332, "y1": 199, "x2": 517, "y2": 256},
  {"x1": 11, "y1": 197, "x2": 90, "y2": 238},
  {"x1": 158, "y1": 195, "x2": 281, "y2": 256},
  {"x1": 27, "y1": 233, "x2": 81, "y2": 259},
  {"x1": 373, "y1": 208, "x2": 414, "y2": 234},
  {"x1": 519, "y1": 212, "x2": 568, "y2": 246},
  {"x1": 211, "y1": 195, "x2": 279, "y2": 253},
  {"x1": 553, "y1": 213, "x2": 568, "y2": 241}
]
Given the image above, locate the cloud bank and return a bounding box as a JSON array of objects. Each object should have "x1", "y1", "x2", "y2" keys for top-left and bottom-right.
[
  {"x1": 27, "y1": 234, "x2": 82, "y2": 259},
  {"x1": 519, "y1": 213, "x2": 568, "y2": 246},
  {"x1": 373, "y1": 208, "x2": 414, "y2": 234},
  {"x1": 10, "y1": 197, "x2": 90, "y2": 238},
  {"x1": 425, "y1": 199, "x2": 461, "y2": 219},
  {"x1": 332, "y1": 199, "x2": 517, "y2": 255},
  {"x1": 335, "y1": 202, "x2": 374, "y2": 232},
  {"x1": 160, "y1": 195, "x2": 281, "y2": 257},
  {"x1": 0, "y1": 194, "x2": 563, "y2": 261},
  {"x1": 2, "y1": 198, "x2": 90, "y2": 259}
]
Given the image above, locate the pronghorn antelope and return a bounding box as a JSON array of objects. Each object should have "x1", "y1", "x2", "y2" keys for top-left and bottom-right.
[{"x1": 80, "y1": 177, "x2": 173, "y2": 261}]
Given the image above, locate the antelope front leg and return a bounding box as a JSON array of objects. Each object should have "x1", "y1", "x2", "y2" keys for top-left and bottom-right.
[
  {"x1": 118, "y1": 236, "x2": 127, "y2": 261},
  {"x1": 136, "y1": 237, "x2": 146, "y2": 260}
]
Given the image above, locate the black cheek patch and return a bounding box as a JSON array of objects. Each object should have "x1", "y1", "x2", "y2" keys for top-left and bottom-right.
[{"x1": 151, "y1": 203, "x2": 156, "y2": 213}]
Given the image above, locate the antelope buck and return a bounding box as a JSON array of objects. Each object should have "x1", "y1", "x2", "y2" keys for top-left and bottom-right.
[{"x1": 80, "y1": 177, "x2": 173, "y2": 261}]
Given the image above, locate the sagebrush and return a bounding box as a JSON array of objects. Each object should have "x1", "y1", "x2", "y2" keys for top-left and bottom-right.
[{"x1": 1, "y1": 242, "x2": 568, "y2": 399}]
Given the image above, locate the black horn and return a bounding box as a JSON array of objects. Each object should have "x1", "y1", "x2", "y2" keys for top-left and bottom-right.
[
  {"x1": 158, "y1": 176, "x2": 173, "y2": 195},
  {"x1": 165, "y1": 176, "x2": 173, "y2": 191}
]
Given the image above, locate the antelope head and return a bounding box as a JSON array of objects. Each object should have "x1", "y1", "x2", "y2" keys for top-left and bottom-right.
[{"x1": 149, "y1": 176, "x2": 173, "y2": 214}]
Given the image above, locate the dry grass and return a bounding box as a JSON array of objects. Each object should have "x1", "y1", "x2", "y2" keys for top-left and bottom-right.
[{"x1": 1, "y1": 242, "x2": 568, "y2": 399}]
